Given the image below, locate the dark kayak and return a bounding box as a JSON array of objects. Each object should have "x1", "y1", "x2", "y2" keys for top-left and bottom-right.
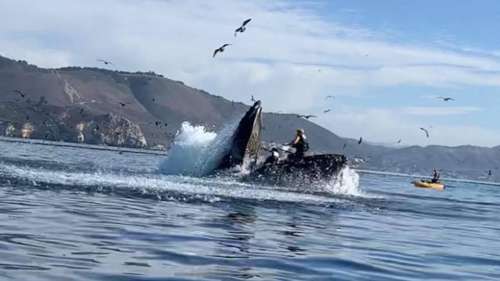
[{"x1": 246, "y1": 154, "x2": 347, "y2": 186}]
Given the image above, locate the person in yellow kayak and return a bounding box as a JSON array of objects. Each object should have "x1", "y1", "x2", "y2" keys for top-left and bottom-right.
[{"x1": 431, "y1": 169, "x2": 440, "y2": 183}]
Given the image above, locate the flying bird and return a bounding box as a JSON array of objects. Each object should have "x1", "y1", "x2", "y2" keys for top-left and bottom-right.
[
  {"x1": 234, "y1": 18, "x2": 252, "y2": 36},
  {"x1": 97, "y1": 59, "x2": 113, "y2": 65},
  {"x1": 213, "y1": 44, "x2": 231, "y2": 57},
  {"x1": 437, "y1": 96, "x2": 454, "y2": 102},
  {"x1": 296, "y1": 114, "x2": 316, "y2": 120},
  {"x1": 420, "y1": 127, "x2": 430, "y2": 138},
  {"x1": 325, "y1": 95, "x2": 335, "y2": 99},
  {"x1": 323, "y1": 109, "x2": 332, "y2": 114},
  {"x1": 396, "y1": 139, "x2": 402, "y2": 144},
  {"x1": 13, "y1": 89, "x2": 26, "y2": 98},
  {"x1": 358, "y1": 137, "x2": 363, "y2": 145},
  {"x1": 119, "y1": 102, "x2": 130, "y2": 107}
]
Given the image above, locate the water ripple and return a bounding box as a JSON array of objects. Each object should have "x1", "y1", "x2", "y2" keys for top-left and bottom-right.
[{"x1": 0, "y1": 141, "x2": 499, "y2": 280}]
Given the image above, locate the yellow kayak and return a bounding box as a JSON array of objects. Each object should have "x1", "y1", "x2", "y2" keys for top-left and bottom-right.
[{"x1": 412, "y1": 180, "x2": 445, "y2": 191}]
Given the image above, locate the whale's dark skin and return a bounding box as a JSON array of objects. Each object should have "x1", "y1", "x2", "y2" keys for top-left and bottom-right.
[{"x1": 215, "y1": 100, "x2": 263, "y2": 170}]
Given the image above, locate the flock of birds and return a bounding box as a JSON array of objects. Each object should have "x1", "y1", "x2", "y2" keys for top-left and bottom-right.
[
  {"x1": 7, "y1": 15, "x2": 465, "y2": 158},
  {"x1": 288, "y1": 93, "x2": 454, "y2": 147},
  {"x1": 212, "y1": 19, "x2": 252, "y2": 58},
  {"x1": 84, "y1": 19, "x2": 257, "y2": 138},
  {"x1": 209, "y1": 17, "x2": 462, "y2": 148}
]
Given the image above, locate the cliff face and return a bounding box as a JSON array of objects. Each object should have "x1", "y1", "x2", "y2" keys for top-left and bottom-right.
[{"x1": 0, "y1": 101, "x2": 147, "y2": 148}]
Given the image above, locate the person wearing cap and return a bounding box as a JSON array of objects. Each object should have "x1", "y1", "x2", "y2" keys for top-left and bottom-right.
[{"x1": 288, "y1": 129, "x2": 309, "y2": 160}]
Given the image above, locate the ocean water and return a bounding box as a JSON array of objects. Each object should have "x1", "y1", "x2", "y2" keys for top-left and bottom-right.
[{"x1": 0, "y1": 140, "x2": 499, "y2": 280}]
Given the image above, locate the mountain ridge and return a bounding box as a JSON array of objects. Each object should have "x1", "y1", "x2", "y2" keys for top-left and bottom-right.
[{"x1": 0, "y1": 54, "x2": 498, "y2": 181}]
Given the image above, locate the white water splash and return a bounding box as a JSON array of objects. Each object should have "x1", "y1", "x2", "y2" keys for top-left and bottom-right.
[
  {"x1": 325, "y1": 166, "x2": 362, "y2": 196},
  {"x1": 158, "y1": 122, "x2": 363, "y2": 197},
  {"x1": 159, "y1": 122, "x2": 235, "y2": 176}
]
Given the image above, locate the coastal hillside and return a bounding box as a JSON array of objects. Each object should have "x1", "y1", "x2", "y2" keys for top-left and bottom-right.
[
  {"x1": 0, "y1": 55, "x2": 370, "y2": 154},
  {"x1": 0, "y1": 55, "x2": 499, "y2": 181}
]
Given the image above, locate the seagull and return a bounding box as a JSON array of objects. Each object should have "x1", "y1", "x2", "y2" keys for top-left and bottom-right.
[
  {"x1": 420, "y1": 127, "x2": 430, "y2": 138},
  {"x1": 213, "y1": 44, "x2": 231, "y2": 57},
  {"x1": 325, "y1": 95, "x2": 335, "y2": 99},
  {"x1": 437, "y1": 96, "x2": 454, "y2": 102},
  {"x1": 296, "y1": 114, "x2": 317, "y2": 120},
  {"x1": 13, "y1": 89, "x2": 26, "y2": 98},
  {"x1": 234, "y1": 18, "x2": 252, "y2": 36},
  {"x1": 119, "y1": 102, "x2": 130, "y2": 107},
  {"x1": 358, "y1": 137, "x2": 363, "y2": 145},
  {"x1": 323, "y1": 109, "x2": 332, "y2": 114},
  {"x1": 396, "y1": 139, "x2": 402, "y2": 144},
  {"x1": 97, "y1": 59, "x2": 113, "y2": 65}
]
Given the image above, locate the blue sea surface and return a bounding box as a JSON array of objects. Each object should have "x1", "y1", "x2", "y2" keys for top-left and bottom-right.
[{"x1": 0, "y1": 140, "x2": 499, "y2": 280}]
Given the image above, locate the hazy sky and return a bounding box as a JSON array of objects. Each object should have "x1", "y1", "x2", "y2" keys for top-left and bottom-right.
[{"x1": 1, "y1": 0, "x2": 500, "y2": 147}]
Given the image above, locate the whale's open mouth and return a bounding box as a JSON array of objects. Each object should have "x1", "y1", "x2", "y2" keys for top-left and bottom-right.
[{"x1": 215, "y1": 101, "x2": 262, "y2": 170}]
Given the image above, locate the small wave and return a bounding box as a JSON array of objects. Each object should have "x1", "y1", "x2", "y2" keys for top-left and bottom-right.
[{"x1": 0, "y1": 162, "x2": 355, "y2": 205}]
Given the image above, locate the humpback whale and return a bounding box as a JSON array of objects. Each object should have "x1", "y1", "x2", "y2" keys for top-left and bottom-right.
[
  {"x1": 213, "y1": 100, "x2": 347, "y2": 185},
  {"x1": 215, "y1": 100, "x2": 263, "y2": 171}
]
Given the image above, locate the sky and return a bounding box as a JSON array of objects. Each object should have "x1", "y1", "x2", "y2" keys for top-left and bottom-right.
[{"x1": 1, "y1": 0, "x2": 500, "y2": 147}]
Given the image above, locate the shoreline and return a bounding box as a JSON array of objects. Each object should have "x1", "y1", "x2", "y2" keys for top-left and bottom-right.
[
  {"x1": 1, "y1": 136, "x2": 497, "y2": 186},
  {"x1": 0, "y1": 136, "x2": 167, "y2": 156}
]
